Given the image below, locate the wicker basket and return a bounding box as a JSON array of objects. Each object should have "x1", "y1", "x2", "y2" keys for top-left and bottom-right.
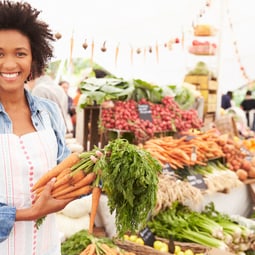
[{"x1": 114, "y1": 237, "x2": 210, "y2": 255}]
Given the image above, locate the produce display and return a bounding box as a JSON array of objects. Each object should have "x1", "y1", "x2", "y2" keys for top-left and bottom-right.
[
  {"x1": 56, "y1": 128, "x2": 255, "y2": 255},
  {"x1": 34, "y1": 75, "x2": 255, "y2": 255},
  {"x1": 61, "y1": 230, "x2": 135, "y2": 255},
  {"x1": 147, "y1": 201, "x2": 255, "y2": 254},
  {"x1": 100, "y1": 96, "x2": 203, "y2": 144},
  {"x1": 140, "y1": 129, "x2": 224, "y2": 169}
]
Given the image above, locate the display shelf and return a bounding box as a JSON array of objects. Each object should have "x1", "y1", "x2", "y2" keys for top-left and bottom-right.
[{"x1": 184, "y1": 23, "x2": 220, "y2": 119}]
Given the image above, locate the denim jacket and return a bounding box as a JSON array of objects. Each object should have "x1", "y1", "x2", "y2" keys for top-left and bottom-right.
[{"x1": 0, "y1": 89, "x2": 70, "y2": 242}]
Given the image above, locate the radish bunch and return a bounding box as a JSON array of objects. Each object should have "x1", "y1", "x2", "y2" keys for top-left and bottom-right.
[{"x1": 100, "y1": 96, "x2": 204, "y2": 143}]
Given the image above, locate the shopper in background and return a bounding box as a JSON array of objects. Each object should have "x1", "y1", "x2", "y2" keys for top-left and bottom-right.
[
  {"x1": 221, "y1": 91, "x2": 233, "y2": 110},
  {"x1": 59, "y1": 80, "x2": 75, "y2": 118},
  {"x1": 26, "y1": 75, "x2": 74, "y2": 135},
  {"x1": 0, "y1": 1, "x2": 73, "y2": 254},
  {"x1": 240, "y1": 90, "x2": 255, "y2": 129},
  {"x1": 71, "y1": 87, "x2": 82, "y2": 136}
]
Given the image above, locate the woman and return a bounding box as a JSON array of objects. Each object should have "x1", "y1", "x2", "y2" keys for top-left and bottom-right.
[{"x1": 0, "y1": 1, "x2": 73, "y2": 254}]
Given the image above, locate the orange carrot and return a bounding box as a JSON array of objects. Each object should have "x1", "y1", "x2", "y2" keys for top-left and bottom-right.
[
  {"x1": 100, "y1": 243, "x2": 118, "y2": 255},
  {"x1": 56, "y1": 167, "x2": 72, "y2": 180},
  {"x1": 33, "y1": 168, "x2": 72, "y2": 195},
  {"x1": 32, "y1": 152, "x2": 80, "y2": 191},
  {"x1": 70, "y1": 170, "x2": 86, "y2": 185},
  {"x1": 88, "y1": 185, "x2": 101, "y2": 234},
  {"x1": 56, "y1": 185, "x2": 92, "y2": 199},
  {"x1": 51, "y1": 182, "x2": 70, "y2": 195},
  {"x1": 80, "y1": 243, "x2": 96, "y2": 255},
  {"x1": 52, "y1": 173, "x2": 73, "y2": 190},
  {"x1": 52, "y1": 172, "x2": 96, "y2": 198}
]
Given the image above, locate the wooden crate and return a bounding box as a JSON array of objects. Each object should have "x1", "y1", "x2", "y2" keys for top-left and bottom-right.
[{"x1": 82, "y1": 105, "x2": 108, "y2": 151}]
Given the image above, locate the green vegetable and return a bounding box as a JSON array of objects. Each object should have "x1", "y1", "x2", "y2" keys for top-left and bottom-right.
[
  {"x1": 97, "y1": 138, "x2": 162, "y2": 237},
  {"x1": 61, "y1": 230, "x2": 91, "y2": 255}
]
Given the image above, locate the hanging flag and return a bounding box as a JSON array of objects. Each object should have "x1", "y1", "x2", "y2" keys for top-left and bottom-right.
[
  {"x1": 155, "y1": 41, "x2": 159, "y2": 64},
  {"x1": 130, "y1": 46, "x2": 134, "y2": 65},
  {"x1": 68, "y1": 30, "x2": 74, "y2": 73},
  {"x1": 115, "y1": 43, "x2": 120, "y2": 67},
  {"x1": 90, "y1": 39, "x2": 94, "y2": 67}
]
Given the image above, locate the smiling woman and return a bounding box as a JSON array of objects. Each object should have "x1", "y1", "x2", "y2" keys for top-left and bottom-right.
[{"x1": 0, "y1": 1, "x2": 74, "y2": 255}]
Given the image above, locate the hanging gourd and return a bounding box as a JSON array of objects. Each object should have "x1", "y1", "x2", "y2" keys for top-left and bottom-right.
[
  {"x1": 82, "y1": 39, "x2": 88, "y2": 50},
  {"x1": 101, "y1": 41, "x2": 107, "y2": 52}
]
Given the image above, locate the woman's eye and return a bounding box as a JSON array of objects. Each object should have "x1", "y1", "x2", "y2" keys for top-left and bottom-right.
[{"x1": 17, "y1": 52, "x2": 27, "y2": 57}]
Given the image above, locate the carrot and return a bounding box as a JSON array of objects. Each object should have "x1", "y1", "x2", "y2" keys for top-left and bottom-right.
[
  {"x1": 80, "y1": 243, "x2": 96, "y2": 255},
  {"x1": 100, "y1": 243, "x2": 118, "y2": 255},
  {"x1": 51, "y1": 182, "x2": 70, "y2": 195},
  {"x1": 88, "y1": 185, "x2": 101, "y2": 234},
  {"x1": 56, "y1": 185, "x2": 93, "y2": 199},
  {"x1": 56, "y1": 167, "x2": 72, "y2": 180},
  {"x1": 52, "y1": 172, "x2": 73, "y2": 190},
  {"x1": 52, "y1": 172, "x2": 96, "y2": 198},
  {"x1": 33, "y1": 168, "x2": 72, "y2": 195},
  {"x1": 50, "y1": 171, "x2": 85, "y2": 195},
  {"x1": 70, "y1": 170, "x2": 86, "y2": 185},
  {"x1": 32, "y1": 152, "x2": 80, "y2": 191}
]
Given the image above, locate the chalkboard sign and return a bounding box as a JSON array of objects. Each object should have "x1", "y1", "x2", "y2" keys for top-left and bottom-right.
[
  {"x1": 162, "y1": 163, "x2": 174, "y2": 175},
  {"x1": 138, "y1": 104, "x2": 153, "y2": 122},
  {"x1": 139, "y1": 227, "x2": 155, "y2": 247},
  {"x1": 187, "y1": 174, "x2": 207, "y2": 189}
]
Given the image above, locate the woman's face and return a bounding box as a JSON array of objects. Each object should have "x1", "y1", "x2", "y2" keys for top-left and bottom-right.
[{"x1": 0, "y1": 29, "x2": 32, "y2": 93}]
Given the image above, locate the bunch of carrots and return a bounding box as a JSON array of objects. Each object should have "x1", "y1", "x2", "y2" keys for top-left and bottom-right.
[{"x1": 32, "y1": 149, "x2": 103, "y2": 233}]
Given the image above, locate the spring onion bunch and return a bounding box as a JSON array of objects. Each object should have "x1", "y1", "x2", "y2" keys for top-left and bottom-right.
[{"x1": 147, "y1": 201, "x2": 255, "y2": 253}]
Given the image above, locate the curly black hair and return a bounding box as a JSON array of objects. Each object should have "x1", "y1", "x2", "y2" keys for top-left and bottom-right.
[{"x1": 0, "y1": 0, "x2": 55, "y2": 79}]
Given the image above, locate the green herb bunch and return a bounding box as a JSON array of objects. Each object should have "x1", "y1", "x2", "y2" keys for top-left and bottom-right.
[{"x1": 97, "y1": 138, "x2": 162, "y2": 237}]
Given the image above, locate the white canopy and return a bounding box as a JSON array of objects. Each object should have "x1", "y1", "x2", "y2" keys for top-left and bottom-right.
[{"x1": 20, "y1": 0, "x2": 255, "y2": 92}]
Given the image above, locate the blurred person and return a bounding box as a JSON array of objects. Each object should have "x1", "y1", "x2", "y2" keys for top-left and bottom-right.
[
  {"x1": 0, "y1": 1, "x2": 74, "y2": 254},
  {"x1": 71, "y1": 87, "x2": 82, "y2": 136},
  {"x1": 221, "y1": 91, "x2": 233, "y2": 110},
  {"x1": 59, "y1": 80, "x2": 75, "y2": 118},
  {"x1": 240, "y1": 90, "x2": 255, "y2": 128},
  {"x1": 27, "y1": 75, "x2": 74, "y2": 135}
]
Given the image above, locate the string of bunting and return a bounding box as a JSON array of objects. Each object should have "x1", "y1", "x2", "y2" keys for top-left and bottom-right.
[
  {"x1": 225, "y1": 5, "x2": 251, "y2": 83},
  {"x1": 81, "y1": 38, "x2": 181, "y2": 67},
  {"x1": 54, "y1": 0, "x2": 215, "y2": 68}
]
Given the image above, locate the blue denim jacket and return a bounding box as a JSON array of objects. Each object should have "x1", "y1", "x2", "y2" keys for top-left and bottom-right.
[{"x1": 0, "y1": 89, "x2": 71, "y2": 242}]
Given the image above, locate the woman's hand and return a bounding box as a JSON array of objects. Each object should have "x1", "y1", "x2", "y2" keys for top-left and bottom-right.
[{"x1": 16, "y1": 178, "x2": 73, "y2": 221}]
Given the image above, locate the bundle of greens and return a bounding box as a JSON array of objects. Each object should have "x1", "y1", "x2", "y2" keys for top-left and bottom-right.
[
  {"x1": 147, "y1": 201, "x2": 255, "y2": 253},
  {"x1": 96, "y1": 138, "x2": 162, "y2": 237}
]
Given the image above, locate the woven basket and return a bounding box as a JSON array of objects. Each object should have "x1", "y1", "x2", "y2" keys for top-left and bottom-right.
[{"x1": 114, "y1": 237, "x2": 210, "y2": 255}]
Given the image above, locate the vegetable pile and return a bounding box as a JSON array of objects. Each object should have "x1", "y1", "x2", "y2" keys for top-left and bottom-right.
[
  {"x1": 141, "y1": 129, "x2": 224, "y2": 169},
  {"x1": 100, "y1": 96, "x2": 203, "y2": 144},
  {"x1": 147, "y1": 201, "x2": 255, "y2": 254},
  {"x1": 32, "y1": 138, "x2": 161, "y2": 237},
  {"x1": 61, "y1": 230, "x2": 135, "y2": 255}
]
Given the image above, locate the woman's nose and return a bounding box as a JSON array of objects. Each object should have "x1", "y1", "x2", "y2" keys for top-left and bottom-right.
[{"x1": 1, "y1": 55, "x2": 18, "y2": 69}]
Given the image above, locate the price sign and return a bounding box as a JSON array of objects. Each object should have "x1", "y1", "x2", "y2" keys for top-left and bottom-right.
[
  {"x1": 139, "y1": 227, "x2": 155, "y2": 247},
  {"x1": 187, "y1": 174, "x2": 207, "y2": 190},
  {"x1": 138, "y1": 104, "x2": 152, "y2": 122},
  {"x1": 162, "y1": 163, "x2": 174, "y2": 175}
]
